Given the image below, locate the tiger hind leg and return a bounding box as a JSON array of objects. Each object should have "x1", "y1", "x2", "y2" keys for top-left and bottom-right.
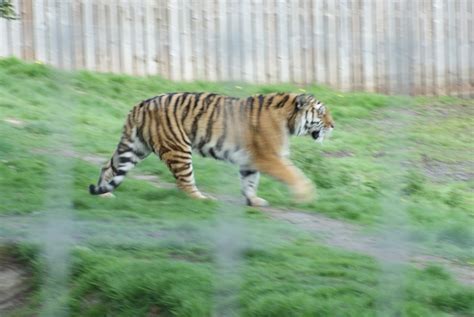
[
  {"x1": 160, "y1": 150, "x2": 208, "y2": 199},
  {"x1": 239, "y1": 168, "x2": 269, "y2": 207},
  {"x1": 89, "y1": 136, "x2": 150, "y2": 195}
]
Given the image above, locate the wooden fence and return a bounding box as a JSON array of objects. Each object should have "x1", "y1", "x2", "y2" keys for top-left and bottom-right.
[{"x1": 0, "y1": 0, "x2": 472, "y2": 96}]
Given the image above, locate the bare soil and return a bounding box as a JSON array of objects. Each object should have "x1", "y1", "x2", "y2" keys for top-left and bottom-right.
[{"x1": 0, "y1": 248, "x2": 33, "y2": 314}]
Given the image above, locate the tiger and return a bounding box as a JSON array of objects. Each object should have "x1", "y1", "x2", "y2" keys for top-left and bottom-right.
[{"x1": 89, "y1": 92, "x2": 334, "y2": 206}]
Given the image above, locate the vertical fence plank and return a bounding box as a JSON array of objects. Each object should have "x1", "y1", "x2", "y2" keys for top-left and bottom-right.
[
  {"x1": 191, "y1": 0, "x2": 202, "y2": 79},
  {"x1": 204, "y1": 0, "x2": 217, "y2": 81},
  {"x1": 384, "y1": 0, "x2": 394, "y2": 94},
  {"x1": 338, "y1": 0, "x2": 350, "y2": 91},
  {"x1": 374, "y1": 0, "x2": 385, "y2": 93},
  {"x1": 241, "y1": 0, "x2": 252, "y2": 82},
  {"x1": 47, "y1": 0, "x2": 59, "y2": 67},
  {"x1": 443, "y1": 0, "x2": 453, "y2": 95},
  {"x1": 289, "y1": 0, "x2": 301, "y2": 83},
  {"x1": 72, "y1": 0, "x2": 84, "y2": 70},
  {"x1": 32, "y1": 0, "x2": 46, "y2": 62},
  {"x1": 159, "y1": 0, "x2": 170, "y2": 78},
  {"x1": 60, "y1": 0, "x2": 73, "y2": 69},
  {"x1": 104, "y1": 0, "x2": 112, "y2": 72},
  {"x1": 350, "y1": 0, "x2": 362, "y2": 90},
  {"x1": 393, "y1": 0, "x2": 402, "y2": 94},
  {"x1": 93, "y1": 0, "x2": 102, "y2": 72},
  {"x1": 83, "y1": 0, "x2": 95, "y2": 70},
  {"x1": 362, "y1": 0, "x2": 374, "y2": 92},
  {"x1": 216, "y1": 0, "x2": 226, "y2": 81},
  {"x1": 227, "y1": 0, "x2": 238, "y2": 81},
  {"x1": 432, "y1": 0, "x2": 445, "y2": 95},
  {"x1": 133, "y1": 0, "x2": 145, "y2": 75},
  {"x1": 252, "y1": 0, "x2": 265, "y2": 83},
  {"x1": 313, "y1": 0, "x2": 324, "y2": 84},
  {"x1": 327, "y1": 0, "x2": 338, "y2": 87},
  {"x1": 21, "y1": 0, "x2": 34, "y2": 61},
  {"x1": 168, "y1": 0, "x2": 180, "y2": 80},
  {"x1": 458, "y1": 0, "x2": 469, "y2": 97},
  {"x1": 108, "y1": 0, "x2": 120, "y2": 73},
  {"x1": 276, "y1": 0, "x2": 288, "y2": 83},
  {"x1": 144, "y1": 0, "x2": 155, "y2": 75},
  {"x1": 153, "y1": 1, "x2": 162, "y2": 77},
  {"x1": 423, "y1": 0, "x2": 434, "y2": 95},
  {"x1": 301, "y1": 0, "x2": 312, "y2": 84},
  {"x1": 119, "y1": 0, "x2": 131, "y2": 74},
  {"x1": 265, "y1": 0, "x2": 277, "y2": 82},
  {"x1": 180, "y1": 0, "x2": 192, "y2": 80},
  {"x1": 9, "y1": 0, "x2": 22, "y2": 58},
  {"x1": 468, "y1": 0, "x2": 474, "y2": 97}
]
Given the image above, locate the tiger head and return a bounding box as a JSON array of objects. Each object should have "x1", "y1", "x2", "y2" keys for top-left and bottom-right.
[{"x1": 294, "y1": 94, "x2": 335, "y2": 143}]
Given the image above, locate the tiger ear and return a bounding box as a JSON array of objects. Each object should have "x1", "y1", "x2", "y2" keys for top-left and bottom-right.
[{"x1": 295, "y1": 94, "x2": 306, "y2": 110}]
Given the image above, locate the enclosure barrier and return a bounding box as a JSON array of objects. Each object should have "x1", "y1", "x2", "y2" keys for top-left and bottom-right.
[{"x1": 0, "y1": 0, "x2": 472, "y2": 96}]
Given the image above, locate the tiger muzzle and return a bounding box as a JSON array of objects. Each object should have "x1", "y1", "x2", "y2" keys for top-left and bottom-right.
[{"x1": 311, "y1": 130, "x2": 320, "y2": 140}]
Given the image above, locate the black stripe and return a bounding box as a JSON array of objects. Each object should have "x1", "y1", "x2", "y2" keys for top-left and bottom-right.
[
  {"x1": 119, "y1": 156, "x2": 132, "y2": 163},
  {"x1": 209, "y1": 148, "x2": 219, "y2": 160},
  {"x1": 146, "y1": 101, "x2": 156, "y2": 149},
  {"x1": 177, "y1": 170, "x2": 193, "y2": 179},
  {"x1": 173, "y1": 94, "x2": 191, "y2": 146},
  {"x1": 203, "y1": 98, "x2": 221, "y2": 145},
  {"x1": 110, "y1": 159, "x2": 119, "y2": 174},
  {"x1": 190, "y1": 94, "x2": 208, "y2": 143},
  {"x1": 240, "y1": 170, "x2": 257, "y2": 177},
  {"x1": 256, "y1": 94, "x2": 265, "y2": 128},
  {"x1": 275, "y1": 95, "x2": 289, "y2": 108},
  {"x1": 164, "y1": 95, "x2": 183, "y2": 142},
  {"x1": 181, "y1": 93, "x2": 194, "y2": 123}
]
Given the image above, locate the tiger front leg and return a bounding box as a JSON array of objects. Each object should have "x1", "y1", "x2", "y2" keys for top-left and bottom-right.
[
  {"x1": 239, "y1": 168, "x2": 269, "y2": 207},
  {"x1": 254, "y1": 157, "x2": 316, "y2": 203}
]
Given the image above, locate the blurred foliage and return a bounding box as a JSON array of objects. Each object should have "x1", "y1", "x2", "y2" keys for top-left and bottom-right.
[{"x1": 0, "y1": 0, "x2": 17, "y2": 20}]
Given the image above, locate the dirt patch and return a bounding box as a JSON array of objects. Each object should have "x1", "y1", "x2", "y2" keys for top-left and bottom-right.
[
  {"x1": 322, "y1": 150, "x2": 354, "y2": 158},
  {"x1": 131, "y1": 174, "x2": 175, "y2": 189},
  {"x1": 420, "y1": 154, "x2": 474, "y2": 182},
  {"x1": 0, "y1": 247, "x2": 33, "y2": 313}
]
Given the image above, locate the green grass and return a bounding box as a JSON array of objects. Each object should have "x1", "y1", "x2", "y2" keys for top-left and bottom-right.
[{"x1": 1, "y1": 58, "x2": 473, "y2": 316}]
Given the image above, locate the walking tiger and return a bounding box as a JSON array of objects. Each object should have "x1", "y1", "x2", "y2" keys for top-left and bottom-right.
[{"x1": 89, "y1": 92, "x2": 334, "y2": 206}]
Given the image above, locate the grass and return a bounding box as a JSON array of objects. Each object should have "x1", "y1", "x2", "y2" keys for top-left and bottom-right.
[{"x1": 0, "y1": 58, "x2": 473, "y2": 316}]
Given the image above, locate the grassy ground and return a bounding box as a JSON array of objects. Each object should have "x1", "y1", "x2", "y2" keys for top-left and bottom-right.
[{"x1": 0, "y1": 58, "x2": 473, "y2": 316}]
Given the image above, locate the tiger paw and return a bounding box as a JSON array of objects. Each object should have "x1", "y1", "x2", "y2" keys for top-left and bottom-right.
[
  {"x1": 190, "y1": 191, "x2": 216, "y2": 200},
  {"x1": 246, "y1": 196, "x2": 269, "y2": 207},
  {"x1": 99, "y1": 192, "x2": 116, "y2": 198},
  {"x1": 293, "y1": 181, "x2": 317, "y2": 203}
]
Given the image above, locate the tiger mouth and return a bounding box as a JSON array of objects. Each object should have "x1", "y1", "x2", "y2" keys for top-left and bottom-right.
[{"x1": 311, "y1": 130, "x2": 320, "y2": 140}]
